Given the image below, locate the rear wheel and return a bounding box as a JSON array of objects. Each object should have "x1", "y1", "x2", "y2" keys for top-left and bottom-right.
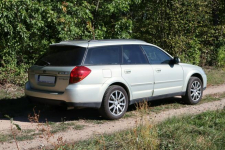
[
  {"x1": 183, "y1": 77, "x2": 203, "y2": 104},
  {"x1": 99, "y1": 85, "x2": 128, "y2": 120}
]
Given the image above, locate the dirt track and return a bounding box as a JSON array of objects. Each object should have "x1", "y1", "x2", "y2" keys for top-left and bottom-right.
[{"x1": 1, "y1": 84, "x2": 225, "y2": 150}]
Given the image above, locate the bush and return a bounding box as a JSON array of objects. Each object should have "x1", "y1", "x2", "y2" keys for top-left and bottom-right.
[
  {"x1": 217, "y1": 46, "x2": 225, "y2": 67},
  {"x1": 0, "y1": 0, "x2": 225, "y2": 85}
]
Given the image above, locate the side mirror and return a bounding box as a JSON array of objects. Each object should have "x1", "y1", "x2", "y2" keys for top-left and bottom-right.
[{"x1": 173, "y1": 57, "x2": 180, "y2": 64}]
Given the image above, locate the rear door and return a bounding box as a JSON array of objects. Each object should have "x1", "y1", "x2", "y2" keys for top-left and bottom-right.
[
  {"x1": 141, "y1": 45, "x2": 184, "y2": 96},
  {"x1": 28, "y1": 45, "x2": 86, "y2": 92},
  {"x1": 121, "y1": 45, "x2": 154, "y2": 100}
]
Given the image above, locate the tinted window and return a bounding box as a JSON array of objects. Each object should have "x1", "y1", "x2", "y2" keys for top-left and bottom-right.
[
  {"x1": 84, "y1": 46, "x2": 121, "y2": 65},
  {"x1": 122, "y1": 45, "x2": 148, "y2": 64},
  {"x1": 35, "y1": 46, "x2": 86, "y2": 66},
  {"x1": 141, "y1": 45, "x2": 172, "y2": 64}
]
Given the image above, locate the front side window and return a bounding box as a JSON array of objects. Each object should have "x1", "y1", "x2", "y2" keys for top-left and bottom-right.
[
  {"x1": 141, "y1": 45, "x2": 172, "y2": 64},
  {"x1": 122, "y1": 45, "x2": 148, "y2": 64},
  {"x1": 84, "y1": 46, "x2": 121, "y2": 65}
]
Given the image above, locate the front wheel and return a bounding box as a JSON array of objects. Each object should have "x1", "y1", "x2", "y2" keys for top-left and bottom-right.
[
  {"x1": 99, "y1": 85, "x2": 128, "y2": 120},
  {"x1": 183, "y1": 77, "x2": 203, "y2": 104}
]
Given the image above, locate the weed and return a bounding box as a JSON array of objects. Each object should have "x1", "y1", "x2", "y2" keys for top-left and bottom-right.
[
  {"x1": 28, "y1": 108, "x2": 66, "y2": 149},
  {"x1": 4, "y1": 115, "x2": 21, "y2": 150},
  {"x1": 135, "y1": 100, "x2": 150, "y2": 115}
]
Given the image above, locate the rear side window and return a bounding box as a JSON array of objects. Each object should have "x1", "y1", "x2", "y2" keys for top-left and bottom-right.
[
  {"x1": 141, "y1": 45, "x2": 172, "y2": 64},
  {"x1": 35, "y1": 46, "x2": 86, "y2": 66},
  {"x1": 84, "y1": 46, "x2": 122, "y2": 65},
  {"x1": 122, "y1": 45, "x2": 148, "y2": 64}
]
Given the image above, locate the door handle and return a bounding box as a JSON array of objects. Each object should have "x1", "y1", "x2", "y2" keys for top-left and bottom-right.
[
  {"x1": 124, "y1": 70, "x2": 131, "y2": 74},
  {"x1": 155, "y1": 68, "x2": 161, "y2": 73}
]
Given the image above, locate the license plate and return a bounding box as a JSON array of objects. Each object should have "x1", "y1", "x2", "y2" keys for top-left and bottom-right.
[{"x1": 38, "y1": 76, "x2": 55, "y2": 84}]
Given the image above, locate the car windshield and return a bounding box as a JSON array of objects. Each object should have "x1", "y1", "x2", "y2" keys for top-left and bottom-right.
[{"x1": 35, "y1": 45, "x2": 86, "y2": 66}]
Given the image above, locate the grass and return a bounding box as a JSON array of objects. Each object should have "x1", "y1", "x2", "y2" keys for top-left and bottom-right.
[
  {"x1": 204, "y1": 67, "x2": 225, "y2": 86},
  {"x1": 123, "y1": 91, "x2": 225, "y2": 116},
  {"x1": 65, "y1": 108, "x2": 225, "y2": 150},
  {"x1": 123, "y1": 111, "x2": 136, "y2": 118},
  {"x1": 85, "y1": 120, "x2": 106, "y2": 124},
  {"x1": 0, "y1": 129, "x2": 35, "y2": 142},
  {"x1": 143, "y1": 91, "x2": 225, "y2": 114},
  {"x1": 0, "y1": 122, "x2": 85, "y2": 143},
  {"x1": 0, "y1": 84, "x2": 24, "y2": 99},
  {"x1": 48, "y1": 122, "x2": 85, "y2": 133},
  {"x1": 73, "y1": 124, "x2": 84, "y2": 130},
  {"x1": 158, "y1": 109, "x2": 225, "y2": 149}
]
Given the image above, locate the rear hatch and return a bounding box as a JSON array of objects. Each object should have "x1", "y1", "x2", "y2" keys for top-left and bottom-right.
[{"x1": 28, "y1": 45, "x2": 86, "y2": 92}]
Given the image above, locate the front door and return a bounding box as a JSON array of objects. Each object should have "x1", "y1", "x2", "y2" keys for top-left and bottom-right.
[{"x1": 141, "y1": 45, "x2": 183, "y2": 96}]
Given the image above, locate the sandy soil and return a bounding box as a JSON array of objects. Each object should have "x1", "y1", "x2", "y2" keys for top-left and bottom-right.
[{"x1": 1, "y1": 84, "x2": 225, "y2": 150}]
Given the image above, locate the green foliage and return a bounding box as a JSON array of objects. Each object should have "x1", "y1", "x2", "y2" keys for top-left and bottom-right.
[
  {"x1": 0, "y1": 0, "x2": 225, "y2": 85},
  {"x1": 217, "y1": 45, "x2": 225, "y2": 67}
]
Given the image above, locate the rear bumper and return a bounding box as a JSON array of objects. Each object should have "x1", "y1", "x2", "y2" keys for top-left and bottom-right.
[
  {"x1": 25, "y1": 81, "x2": 102, "y2": 108},
  {"x1": 27, "y1": 96, "x2": 101, "y2": 108}
]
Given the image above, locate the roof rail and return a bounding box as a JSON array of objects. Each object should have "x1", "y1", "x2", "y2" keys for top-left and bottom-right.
[
  {"x1": 60, "y1": 39, "x2": 147, "y2": 43},
  {"x1": 88, "y1": 39, "x2": 146, "y2": 42}
]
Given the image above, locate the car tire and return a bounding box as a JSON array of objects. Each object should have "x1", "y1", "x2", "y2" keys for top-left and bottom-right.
[
  {"x1": 183, "y1": 77, "x2": 203, "y2": 104},
  {"x1": 99, "y1": 85, "x2": 128, "y2": 120}
]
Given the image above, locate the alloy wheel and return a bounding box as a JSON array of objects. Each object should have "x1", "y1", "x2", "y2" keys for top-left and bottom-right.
[
  {"x1": 108, "y1": 90, "x2": 126, "y2": 116},
  {"x1": 190, "y1": 81, "x2": 202, "y2": 101}
]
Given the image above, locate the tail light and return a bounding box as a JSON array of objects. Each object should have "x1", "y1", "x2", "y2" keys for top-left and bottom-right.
[{"x1": 69, "y1": 66, "x2": 91, "y2": 84}]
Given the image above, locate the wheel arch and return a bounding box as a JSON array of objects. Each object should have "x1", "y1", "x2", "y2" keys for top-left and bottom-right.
[
  {"x1": 109, "y1": 82, "x2": 131, "y2": 104},
  {"x1": 183, "y1": 72, "x2": 204, "y2": 92},
  {"x1": 191, "y1": 73, "x2": 203, "y2": 85}
]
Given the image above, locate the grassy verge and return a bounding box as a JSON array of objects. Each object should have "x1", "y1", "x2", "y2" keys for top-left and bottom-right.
[
  {"x1": 204, "y1": 67, "x2": 225, "y2": 86},
  {"x1": 158, "y1": 109, "x2": 225, "y2": 149},
  {"x1": 66, "y1": 108, "x2": 225, "y2": 150}
]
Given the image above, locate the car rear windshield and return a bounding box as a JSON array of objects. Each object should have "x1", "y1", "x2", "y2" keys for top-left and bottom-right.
[{"x1": 35, "y1": 46, "x2": 86, "y2": 66}]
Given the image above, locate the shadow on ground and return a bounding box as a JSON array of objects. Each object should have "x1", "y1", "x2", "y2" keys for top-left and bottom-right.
[
  {"x1": 128, "y1": 96, "x2": 185, "y2": 112},
  {"x1": 0, "y1": 96, "x2": 186, "y2": 123},
  {"x1": 0, "y1": 96, "x2": 102, "y2": 123}
]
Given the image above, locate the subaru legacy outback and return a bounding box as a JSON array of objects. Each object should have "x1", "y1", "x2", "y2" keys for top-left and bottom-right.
[{"x1": 25, "y1": 39, "x2": 207, "y2": 120}]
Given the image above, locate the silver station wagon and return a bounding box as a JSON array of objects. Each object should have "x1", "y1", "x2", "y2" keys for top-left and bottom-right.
[{"x1": 25, "y1": 39, "x2": 207, "y2": 120}]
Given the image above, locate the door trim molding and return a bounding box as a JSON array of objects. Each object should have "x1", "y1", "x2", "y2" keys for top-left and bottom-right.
[
  {"x1": 154, "y1": 79, "x2": 183, "y2": 84},
  {"x1": 130, "y1": 82, "x2": 153, "y2": 86},
  {"x1": 129, "y1": 91, "x2": 185, "y2": 105}
]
